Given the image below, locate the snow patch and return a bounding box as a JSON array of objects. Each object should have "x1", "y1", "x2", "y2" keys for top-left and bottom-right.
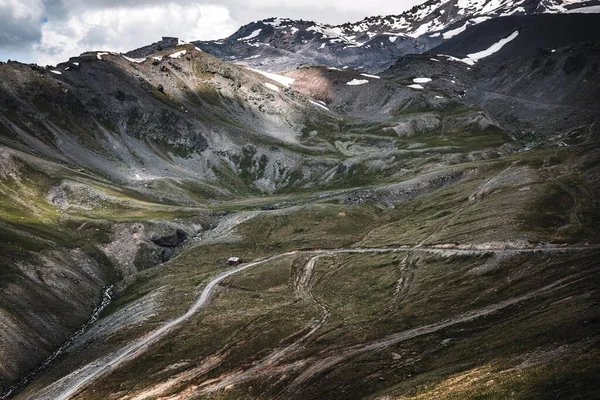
[
  {"x1": 152, "y1": 56, "x2": 163, "y2": 61},
  {"x1": 49, "y1": 70, "x2": 62, "y2": 75},
  {"x1": 360, "y1": 73, "x2": 380, "y2": 79},
  {"x1": 264, "y1": 82, "x2": 279, "y2": 92},
  {"x1": 238, "y1": 28, "x2": 262, "y2": 41},
  {"x1": 566, "y1": 5, "x2": 600, "y2": 13},
  {"x1": 389, "y1": 36, "x2": 397, "y2": 43},
  {"x1": 413, "y1": 77, "x2": 432, "y2": 83},
  {"x1": 122, "y1": 55, "x2": 146, "y2": 63},
  {"x1": 264, "y1": 17, "x2": 288, "y2": 27},
  {"x1": 247, "y1": 67, "x2": 295, "y2": 87},
  {"x1": 72, "y1": 62, "x2": 79, "y2": 66},
  {"x1": 437, "y1": 54, "x2": 469, "y2": 64},
  {"x1": 461, "y1": 30, "x2": 519, "y2": 64},
  {"x1": 407, "y1": 84, "x2": 424, "y2": 90},
  {"x1": 169, "y1": 50, "x2": 187, "y2": 59},
  {"x1": 346, "y1": 79, "x2": 369, "y2": 86},
  {"x1": 407, "y1": 21, "x2": 436, "y2": 38},
  {"x1": 443, "y1": 23, "x2": 467, "y2": 39},
  {"x1": 97, "y1": 52, "x2": 109, "y2": 60},
  {"x1": 471, "y1": 16, "x2": 491, "y2": 24},
  {"x1": 307, "y1": 24, "x2": 361, "y2": 47},
  {"x1": 309, "y1": 100, "x2": 329, "y2": 111}
]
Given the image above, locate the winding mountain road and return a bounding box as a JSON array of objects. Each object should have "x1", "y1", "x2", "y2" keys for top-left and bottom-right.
[{"x1": 26, "y1": 245, "x2": 597, "y2": 400}]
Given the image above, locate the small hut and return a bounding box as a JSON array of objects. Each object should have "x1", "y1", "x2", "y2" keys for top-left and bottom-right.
[{"x1": 227, "y1": 257, "x2": 241, "y2": 266}]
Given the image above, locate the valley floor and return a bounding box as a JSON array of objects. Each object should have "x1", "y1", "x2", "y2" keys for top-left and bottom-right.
[{"x1": 10, "y1": 149, "x2": 600, "y2": 399}]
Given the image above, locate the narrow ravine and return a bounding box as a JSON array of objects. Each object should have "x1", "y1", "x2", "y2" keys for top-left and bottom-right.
[
  {"x1": 1, "y1": 285, "x2": 114, "y2": 400},
  {"x1": 28, "y1": 253, "x2": 295, "y2": 400}
]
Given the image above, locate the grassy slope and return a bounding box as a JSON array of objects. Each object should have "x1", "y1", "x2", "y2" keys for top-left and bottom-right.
[
  {"x1": 3, "y1": 52, "x2": 600, "y2": 399},
  {"x1": 14, "y1": 139, "x2": 597, "y2": 400}
]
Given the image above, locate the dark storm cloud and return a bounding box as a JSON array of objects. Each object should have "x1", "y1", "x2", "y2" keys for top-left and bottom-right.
[
  {"x1": 0, "y1": 3, "x2": 41, "y2": 49},
  {"x1": 44, "y1": 0, "x2": 70, "y2": 19}
]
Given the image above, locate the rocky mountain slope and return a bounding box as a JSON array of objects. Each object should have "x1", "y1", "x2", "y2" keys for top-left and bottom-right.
[
  {"x1": 387, "y1": 13, "x2": 600, "y2": 139},
  {"x1": 191, "y1": 0, "x2": 600, "y2": 72},
  {"x1": 0, "y1": 6, "x2": 599, "y2": 400}
]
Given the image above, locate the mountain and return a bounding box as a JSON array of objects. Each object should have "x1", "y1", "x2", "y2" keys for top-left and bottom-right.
[
  {"x1": 1, "y1": 4, "x2": 600, "y2": 400},
  {"x1": 0, "y1": 42, "x2": 520, "y2": 395},
  {"x1": 387, "y1": 13, "x2": 600, "y2": 139},
  {"x1": 192, "y1": 0, "x2": 600, "y2": 72}
]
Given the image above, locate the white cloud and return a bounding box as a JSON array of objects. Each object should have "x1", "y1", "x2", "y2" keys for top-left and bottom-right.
[
  {"x1": 1, "y1": 0, "x2": 426, "y2": 64},
  {"x1": 222, "y1": 0, "x2": 422, "y2": 18},
  {"x1": 34, "y1": 3, "x2": 237, "y2": 65},
  {"x1": 220, "y1": 0, "x2": 424, "y2": 26},
  {"x1": 1, "y1": 0, "x2": 41, "y2": 19}
]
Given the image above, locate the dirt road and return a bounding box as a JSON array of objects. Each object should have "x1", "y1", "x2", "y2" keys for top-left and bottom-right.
[{"x1": 25, "y1": 245, "x2": 596, "y2": 399}]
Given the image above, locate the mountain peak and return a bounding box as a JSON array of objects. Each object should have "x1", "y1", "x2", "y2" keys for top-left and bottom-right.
[{"x1": 193, "y1": 0, "x2": 599, "y2": 74}]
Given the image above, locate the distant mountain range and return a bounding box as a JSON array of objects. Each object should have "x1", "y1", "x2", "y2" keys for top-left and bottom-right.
[{"x1": 168, "y1": 0, "x2": 600, "y2": 72}]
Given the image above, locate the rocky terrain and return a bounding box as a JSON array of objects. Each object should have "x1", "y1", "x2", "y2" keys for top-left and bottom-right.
[
  {"x1": 0, "y1": 3, "x2": 599, "y2": 400},
  {"x1": 189, "y1": 0, "x2": 600, "y2": 72}
]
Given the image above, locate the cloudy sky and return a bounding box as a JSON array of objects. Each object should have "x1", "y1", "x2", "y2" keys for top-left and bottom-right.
[{"x1": 0, "y1": 0, "x2": 424, "y2": 65}]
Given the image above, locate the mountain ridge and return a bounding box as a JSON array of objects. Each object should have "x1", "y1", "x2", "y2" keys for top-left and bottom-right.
[{"x1": 188, "y1": 0, "x2": 600, "y2": 72}]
